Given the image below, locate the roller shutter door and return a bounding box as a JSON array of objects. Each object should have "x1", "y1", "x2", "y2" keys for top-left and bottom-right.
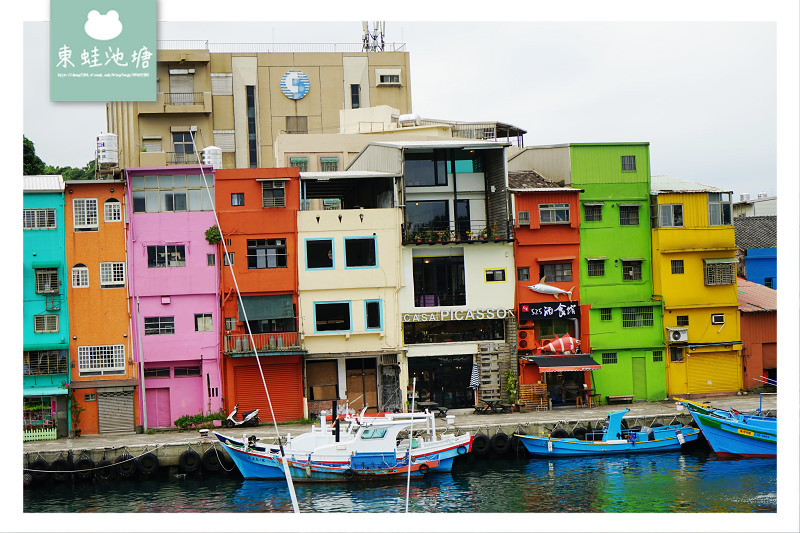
[
  {"x1": 98, "y1": 390, "x2": 135, "y2": 434},
  {"x1": 233, "y1": 360, "x2": 303, "y2": 422},
  {"x1": 687, "y1": 353, "x2": 741, "y2": 393}
]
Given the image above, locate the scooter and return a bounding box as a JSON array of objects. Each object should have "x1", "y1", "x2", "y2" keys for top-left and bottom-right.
[{"x1": 224, "y1": 403, "x2": 259, "y2": 428}]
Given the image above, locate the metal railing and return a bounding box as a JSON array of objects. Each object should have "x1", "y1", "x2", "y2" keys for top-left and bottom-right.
[
  {"x1": 223, "y1": 332, "x2": 300, "y2": 354},
  {"x1": 156, "y1": 40, "x2": 407, "y2": 54},
  {"x1": 167, "y1": 152, "x2": 200, "y2": 165},
  {"x1": 403, "y1": 220, "x2": 514, "y2": 244},
  {"x1": 167, "y1": 92, "x2": 205, "y2": 105}
]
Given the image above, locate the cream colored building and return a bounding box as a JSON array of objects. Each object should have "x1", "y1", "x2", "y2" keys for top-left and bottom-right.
[{"x1": 106, "y1": 42, "x2": 412, "y2": 170}]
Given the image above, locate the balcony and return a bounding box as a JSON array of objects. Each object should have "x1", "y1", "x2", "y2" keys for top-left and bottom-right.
[
  {"x1": 137, "y1": 91, "x2": 212, "y2": 114},
  {"x1": 403, "y1": 220, "x2": 514, "y2": 245},
  {"x1": 223, "y1": 332, "x2": 301, "y2": 355},
  {"x1": 166, "y1": 151, "x2": 201, "y2": 165}
]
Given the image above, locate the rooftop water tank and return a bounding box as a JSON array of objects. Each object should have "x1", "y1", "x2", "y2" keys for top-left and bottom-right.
[
  {"x1": 740, "y1": 193, "x2": 751, "y2": 202},
  {"x1": 96, "y1": 133, "x2": 118, "y2": 166},
  {"x1": 202, "y1": 146, "x2": 222, "y2": 170},
  {"x1": 757, "y1": 192, "x2": 768, "y2": 199}
]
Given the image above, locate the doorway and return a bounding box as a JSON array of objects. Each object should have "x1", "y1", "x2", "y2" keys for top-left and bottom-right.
[{"x1": 345, "y1": 358, "x2": 378, "y2": 412}]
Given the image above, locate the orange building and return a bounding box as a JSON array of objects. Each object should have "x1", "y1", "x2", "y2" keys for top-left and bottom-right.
[
  {"x1": 215, "y1": 168, "x2": 306, "y2": 421},
  {"x1": 509, "y1": 172, "x2": 596, "y2": 405},
  {"x1": 737, "y1": 277, "x2": 777, "y2": 387},
  {"x1": 64, "y1": 179, "x2": 139, "y2": 435}
]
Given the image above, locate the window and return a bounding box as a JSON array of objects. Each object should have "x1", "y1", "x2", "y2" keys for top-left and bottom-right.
[
  {"x1": 619, "y1": 205, "x2": 639, "y2": 226},
  {"x1": 104, "y1": 198, "x2": 122, "y2": 222},
  {"x1": 517, "y1": 267, "x2": 530, "y2": 281},
  {"x1": 587, "y1": 259, "x2": 605, "y2": 277},
  {"x1": 365, "y1": 300, "x2": 382, "y2": 330},
  {"x1": 247, "y1": 239, "x2": 287, "y2": 269},
  {"x1": 540, "y1": 262, "x2": 572, "y2": 282},
  {"x1": 130, "y1": 173, "x2": 214, "y2": 213},
  {"x1": 406, "y1": 200, "x2": 449, "y2": 234},
  {"x1": 485, "y1": 269, "x2": 506, "y2": 282},
  {"x1": 195, "y1": 313, "x2": 213, "y2": 332},
  {"x1": 539, "y1": 203, "x2": 570, "y2": 224},
  {"x1": 708, "y1": 193, "x2": 732, "y2": 226},
  {"x1": 23, "y1": 350, "x2": 67, "y2": 375},
  {"x1": 360, "y1": 428, "x2": 388, "y2": 439},
  {"x1": 174, "y1": 366, "x2": 201, "y2": 377},
  {"x1": 517, "y1": 211, "x2": 531, "y2": 225},
  {"x1": 764, "y1": 277, "x2": 774, "y2": 288},
  {"x1": 142, "y1": 137, "x2": 162, "y2": 152},
  {"x1": 600, "y1": 308, "x2": 612, "y2": 321},
  {"x1": 376, "y1": 69, "x2": 402, "y2": 86},
  {"x1": 207, "y1": 254, "x2": 215, "y2": 266},
  {"x1": 144, "y1": 316, "x2": 175, "y2": 335},
  {"x1": 100, "y1": 262, "x2": 125, "y2": 288},
  {"x1": 72, "y1": 264, "x2": 89, "y2": 288},
  {"x1": 147, "y1": 245, "x2": 186, "y2": 268},
  {"x1": 223, "y1": 252, "x2": 234, "y2": 266},
  {"x1": 144, "y1": 367, "x2": 170, "y2": 378},
  {"x1": 172, "y1": 132, "x2": 196, "y2": 164},
  {"x1": 704, "y1": 259, "x2": 736, "y2": 286},
  {"x1": 169, "y1": 71, "x2": 195, "y2": 104},
  {"x1": 261, "y1": 181, "x2": 286, "y2": 207},
  {"x1": 320, "y1": 157, "x2": 339, "y2": 172},
  {"x1": 314, "y1": 302, "x2": 351, "y2": 332},
  {"x1": 621, "y1": 155, "x2": 636, "y2": 171},
  {"x1": 344, "y1": 237, "x2": 377, "y2": 268},
  {"x1": 602, "y1": 352, "x2": 618, "y2": 365},
  {"x1": 671, "y1": 259, "x2": 684, "y2": 274},
  {"x1": 652, "y1": 350, "x2": 663, "y2": 362},
  {"x1": 34, "y1": 314, "x2": 58, "y2": 333},
  {"x1": 658, "y1": 204, "x2": 683, "y2": 227},
  {"x1": 405, "y1": 151, "x2": 447, "y2": 187},
  {"x1": 306, "y1": 239, "x2": 334, "y2": 269},
  {"x1": 404, "y1": 320, "x2": 504, "y2": 344},
  {"x1": 286, "y1": 116, "x2": 308, "y2": 134},
  {"x1": 77, "y1": 345, "x2": 125, "y2": 376},
  {"x1": 224, "y1": 317, "x2": 236, "y2": 331},
  {"x1": 539, "y1": 318, "x2": 570, "y2": 339},
  {"x1": 676, "y1": 315, "x2": 689, "y2": 326},
  {"x1": 350, "y1": 84, "x2": 360, "y2": 109},
  {"x1": 231, "y1": 193, "x2": 245, "y2": 206},
  {"x1": 35, "y1": 269, "x2": 59, "y2": 294},
  {"x1": 73, "y1": 198, "x2": 98, "y2": 231},
  {"x1": 583, "y1": 204, "x2": 602, "y2": 222},
  {"x1": 622, "y1": 306, "x2": 654, "y2": 328},
  {"x1": 246, "y1": 85, "x2": 257, "y2": 168},
  {"x1": 24, "y1": 208, "x2": 57, "y2": 229},
  {"x1": 670, "y1": 347, "x2": 684, "y2": 362},
  {"x1": 413, "y1": 255, "x2": 466, "y2": 307},
  {"x1": 84, "y1": 393, "x2": 97, "y2": 401},
  {"x1": 622, "y1": 260, "x2": 642, "y2": 281}
]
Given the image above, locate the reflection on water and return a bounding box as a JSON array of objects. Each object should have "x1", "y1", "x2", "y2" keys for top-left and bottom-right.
[{"x1": 23, "y1": 451, "x2": 776, "y2": 513}]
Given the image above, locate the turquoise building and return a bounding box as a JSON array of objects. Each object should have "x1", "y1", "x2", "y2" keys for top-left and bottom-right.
[{"x1": 23, "y1": 175, "x2": 71, "y2": 439}]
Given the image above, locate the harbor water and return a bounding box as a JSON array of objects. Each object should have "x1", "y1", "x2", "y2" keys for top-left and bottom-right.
[{"x1": 23, "y1": 450, "x2": 776, "y2": 514}]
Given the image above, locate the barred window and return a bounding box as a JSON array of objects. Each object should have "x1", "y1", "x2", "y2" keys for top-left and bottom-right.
[
  {"x1": 622, "y1": 306, "x2": 653, "y2": 328},
  {"x1": 73, "y1": 198, "x2": 98, "y2": 231},
  {"x1": 652, "y1": 350, "x2": 663, "y2": 362},
  {"x1": 34, "y1": 314, "x2": 59, "y2": 333},
  {"x1": 77, "y1": 344, "x2": 125, "y2": 376},
  {"x1": 104, "y1": 198, "x2": 122, "y2": 222},
  {"x1": 704, "y1": 261, "x2": 736, "y2": 285},
  {"x1": 289, "y1": 156, "x2": 308, "y2": 171},
  {"x1": 583, "y1": 204, "x2": 602, "y2": 222},
  {"x1": 320, "y1": 157, "x2": 339, "y2": 172},
  {"x1": 621, "y1": 155, "x2": 636, "y2": 171},
  {"x1": 587, "y1": 259, "x2": 605, "y2": 277},
  {"x1": 677, "y1": 315, "x2": 689, "y2": 326},
  {"x1": 600, "y1": 308, "x2": 612, "y2": 321},
  {"x1": 622, "y1": 260, "x2": 642, "y2": 281},
  {"x1": 602, "y1": 352, "x2": 617, "y2": 364},
  {"x1": 72, "y1": 264, "x2": 89, "y2": 288},
  {"x1": 100, "y1": 262, "x2": 125, "y2": 287},
  {"x1": 23, "y1": 208, "x2": 56, "y2": 229},
  {"x1": 261, "y1": 181, "x2": 286, "y2": 208},
  {"x1": 671, "y1": 259, "x2": 684, "y2": 274},
  {"x1": 144, "y1": 316, "x2": 175, "y2": 335},
  {"x1": 23, "y1": 350, "x2": 67, "y2": 375},
  {"x1": 619, "y1": 205, "x2": 639, "y2": 226},
  {"x1": 539, "y1": 203, "x2": 570, "y2": 224},
  {"x1": 35, "y1": 268, "x2": 59, "y2": 293}
]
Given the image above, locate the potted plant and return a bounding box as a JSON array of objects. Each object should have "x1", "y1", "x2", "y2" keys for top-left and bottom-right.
[
  {"x1": 205, "y1": 224, "x2": 222, "y2": 244},
  {"x1": 504, "y1": 370, "x2": 520, "y2": 411}
]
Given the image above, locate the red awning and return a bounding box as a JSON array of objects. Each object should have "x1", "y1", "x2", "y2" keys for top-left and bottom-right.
[{"x1": 531, "y1": 355, "x2": 600, "y2": 372}]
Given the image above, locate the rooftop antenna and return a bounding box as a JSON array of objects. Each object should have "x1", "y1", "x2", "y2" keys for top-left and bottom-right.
[{"x1": 362, "y1": 21, "x2": 385, "y2": 52}]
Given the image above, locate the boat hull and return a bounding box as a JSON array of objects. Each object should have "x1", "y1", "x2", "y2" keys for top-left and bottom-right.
[
  {"x1": 516, "y1": 427, "x2": 700, "y2": 457},
  {"x1": 687, "y1": 410, "x2": 776, "y2": 458}
]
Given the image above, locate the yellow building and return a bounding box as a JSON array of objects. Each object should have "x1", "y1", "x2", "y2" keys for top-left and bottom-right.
[
  {"x1": 106, "y1": 42, "x2": 412, "y2": 170},
  {"x1": 651, "y1": 176, "x2": 742, "y2": 394}
]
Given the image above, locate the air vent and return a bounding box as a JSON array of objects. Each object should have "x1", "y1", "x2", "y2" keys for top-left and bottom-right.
[{"x1": 711, "y1": 314, "x2": 725, "y2": 325}]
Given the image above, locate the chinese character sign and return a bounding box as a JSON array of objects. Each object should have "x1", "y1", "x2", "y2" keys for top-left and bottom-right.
[
  {"x1": 519, "y1": 302, "x2": 579, "y2": 321},
  {"x1": 50, "y1": 0, "x2": 156, "y2": 102}
]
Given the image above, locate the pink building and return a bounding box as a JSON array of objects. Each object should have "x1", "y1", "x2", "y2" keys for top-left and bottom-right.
[{"x1": 125, "y1": 166, "x2": 222, "y2": 428}]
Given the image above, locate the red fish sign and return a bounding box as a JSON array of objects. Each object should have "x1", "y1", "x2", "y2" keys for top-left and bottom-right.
[{"x1": 542, "y1": 334, "x2": 581, "y2": 354}]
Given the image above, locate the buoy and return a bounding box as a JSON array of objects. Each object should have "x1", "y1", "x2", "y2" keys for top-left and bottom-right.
[
  {"x1": 456, "y1": 445, "x2": 467, "y2": 455},
  {"x1": 490, "y1": 432, "x2": 511, "y2": 455},
  {"x1": 179, "y1": 450, "x2": 201, "y2": 473},
  {"x1": 137, "y1": 452, "x2": 159, "y2": 476}
]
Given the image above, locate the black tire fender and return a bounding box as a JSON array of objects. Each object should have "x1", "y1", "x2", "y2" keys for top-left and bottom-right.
[
  {"x1": 50, "y1": 458, "x2": 71, "y2": 482},
  {"x1": 472, "y1": 433, "x2": 490, "y2": 456},
  {"x1": 178, "y1": 450, "x2": 201, "y2": 473},
  {"x1": 550, "y1": 428, "x2": 570, "y2": 439},
  {"x1": 137, "y1": 452, "x2": 159, "y2": 475},
  {"x1": 571, "y1": 427, "x2": 588, "y2": 441},
  {"x1": 28, "y1": 458, "x2": 50, "y2": 483},
  {"x1": 202, "y1": 448, "x2": 222, "y2": 472},
  {"x1": 115, "y1": 454, "x2": 137, "y2": 478},
  {"x1": 490, "y1": 432, "x2": 512, "y2": 455},
  {"x1": 343, "y1": 468, "x2": 355, "y2": 480},
  {"x1": 95, "y1": 459, "x2": 114, "y2": 480},
  {"x1": 74, "y1": 457, "x2": 95, "y2": 481}
]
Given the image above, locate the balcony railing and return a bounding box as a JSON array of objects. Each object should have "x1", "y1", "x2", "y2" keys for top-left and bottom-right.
[
  {"x1": 403, "y1": 220, "x2": 514, "y2": 244},
  {"x1": 167, "y1": 152, "x2": 200, "y2": 165},
  {"x1": 223, "y1": 332, "x2": 301, "y2": 355},
  {"x1": 167, "y1": 92, "x2": 205, "y2": 105}
]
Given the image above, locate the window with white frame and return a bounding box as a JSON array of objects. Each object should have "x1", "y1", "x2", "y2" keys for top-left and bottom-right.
[
  {"x1": 73, "y1": 198, "x2": 98, "y2": 231},
  {"x1": 658, "y1": 204, "x2": 683, "y2": 227},
  {"x1": 144, "y1": 316, "x2": 175, "y2": 335},
  {"x1": 195, "y1": 313, "x2": 213, "y2": 332},
  {"x1": 100, "y1": 262, "x2": 125, "y2": 288},
  {"x1": 539, "y1": 203, "x2": 570, "y2": 224},
  {"x1": 72, "y1": 264, "x2": 89, "y2": 288},
  {"x1": 34, "y1": 314, "x2": 59, "y2": 333},
  {"x1": 104, "y1": 198, "x2": 122, "y2": 222},
  {"x1": 147, "y1": 245, "x2": 186, "y2": 268},
  {"x1": 35, "y1": 268, "x2": 59, "y2": 293},
  {"x1": 78, "y1": 344, "x2": 125, "y2": 376},
  {"x1": 708, "y1": 192, "x2": 732, "y2": 226},
  {"x1": 376, "y1": 68, "x2": 402, "y2": 86},
  {"x1": 261, "y1": 181, "x2": 286, "y2": 208},
  {"x1": 23, "y1": 208, "x2": 56, "y2": 229}
]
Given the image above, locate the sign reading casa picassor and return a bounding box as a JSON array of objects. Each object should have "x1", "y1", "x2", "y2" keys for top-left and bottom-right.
[{"x1": 50, "y1": 0, "x2": 156, "y2": 101}]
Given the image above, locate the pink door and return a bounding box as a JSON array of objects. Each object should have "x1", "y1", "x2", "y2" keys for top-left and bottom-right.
[{"x1": 146, "y1": 388, "x2": 172, "y2": 427}]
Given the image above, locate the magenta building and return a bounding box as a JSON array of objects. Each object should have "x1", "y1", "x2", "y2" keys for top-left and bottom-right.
[{"x1": 125, "y1": 166, "x2": 222, "y2": 428}]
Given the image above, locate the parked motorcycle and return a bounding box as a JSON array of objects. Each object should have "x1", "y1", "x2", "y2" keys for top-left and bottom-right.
[{"x1": 224, "y1": 403, "x2": 259, "y2": 428}]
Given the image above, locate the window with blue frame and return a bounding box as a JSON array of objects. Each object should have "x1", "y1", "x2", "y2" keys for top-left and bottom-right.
[{"x1": 314, "y1": 302, "x2": 351, "y2": 332}]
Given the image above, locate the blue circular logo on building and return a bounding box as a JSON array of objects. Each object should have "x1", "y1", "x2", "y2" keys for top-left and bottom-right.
[{"x1": 280, "y1": 70, "x2": 310, "y2": 100}]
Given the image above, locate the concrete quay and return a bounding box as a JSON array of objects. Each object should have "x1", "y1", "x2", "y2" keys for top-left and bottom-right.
[{"x1": 22, "y1": 394, "x2": 776, "y2": 475}]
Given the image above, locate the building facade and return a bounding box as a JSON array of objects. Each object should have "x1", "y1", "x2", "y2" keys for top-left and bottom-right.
[
  {"x1": 651, "y1": 176, "x2": 742, "y2": 395},
  {"x1": 125, "y1": 165, "x2": 223, "y2": 428},
  {"x1": 736, "y1": 278, "x2": 777, "y2": 387},
  {"x1": 734, "y1": 215, "x2": 777, "y2": 289},
  {"x1": 23, "y1": 175, "x2": 70, "y2": 440},
  {"x1": 64, "y1": 179, "x2": 138, "y2": 435}
]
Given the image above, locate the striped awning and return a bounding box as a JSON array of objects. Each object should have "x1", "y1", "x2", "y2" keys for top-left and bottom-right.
[{"x1": 531, "y1": 356, "x2": 600, "y2": 372}]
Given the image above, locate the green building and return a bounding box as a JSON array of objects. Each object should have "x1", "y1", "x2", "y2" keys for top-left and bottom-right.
[{"x1": 508, "y1": 143, "x2": 666, "y2": 402}]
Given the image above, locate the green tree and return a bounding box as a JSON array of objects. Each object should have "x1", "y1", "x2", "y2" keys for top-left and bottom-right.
[
  {"x1": 23, "y1": 136, "x2": 45, "y2": 175},
  {"x1": 24, "y1": 135, "x2": 97, "y2": 179}
]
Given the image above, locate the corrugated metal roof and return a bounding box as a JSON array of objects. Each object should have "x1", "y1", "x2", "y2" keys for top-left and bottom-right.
[
  {"x1": 23, "y1": 175, "x2": 64, "y2": 192},
  {"x1": 366, "y1": 139, "x2": 509, "y2": 150},
  {"x1": 300, "y1": 170, "x2": 400, "y2": 179},
  {"x1": 651, "y1": 175, "x2": 729, "y2": 194},
  {"x1": 737, "y1": 277, "x2": 777, "y2": 312}
]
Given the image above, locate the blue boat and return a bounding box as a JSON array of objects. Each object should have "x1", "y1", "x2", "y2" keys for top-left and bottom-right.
[
  {"x1": 514, "y1": 408, "x2": 700, "y2": 457},
  {"x1": 677, "y1": 400, "x2": 776, "y2": 458}
]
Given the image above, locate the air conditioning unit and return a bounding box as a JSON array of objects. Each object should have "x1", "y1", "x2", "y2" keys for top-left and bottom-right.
[
  {"x1": 517, "y1": 330, "x2": 530, "y2": 351},
  {"x1": 711, "y1": 314, "x2": 725, "y2": 325},
  {"x1": 667, "y1": 327, "x2": 688, "y2": 343}
]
